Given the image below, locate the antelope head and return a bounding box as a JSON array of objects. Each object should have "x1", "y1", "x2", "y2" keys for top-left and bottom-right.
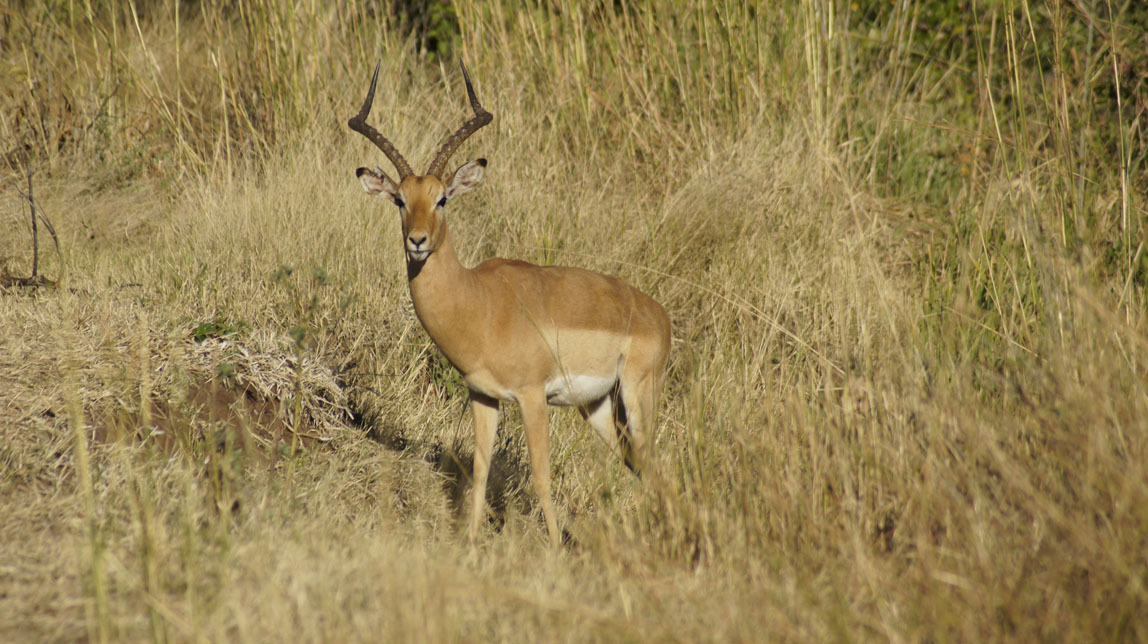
[{"x1": 350, "y1": 61, "x2": 492, "y2": 263}]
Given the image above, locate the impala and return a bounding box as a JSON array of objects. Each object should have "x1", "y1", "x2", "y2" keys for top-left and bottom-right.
[{"x1": 349, "y1": 61, "x2": 670, "y2": 546}]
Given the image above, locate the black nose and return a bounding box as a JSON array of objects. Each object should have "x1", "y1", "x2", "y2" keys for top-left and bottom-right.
[{"x1": 408, "y1": 235, "x2": 427, "y2": 247}]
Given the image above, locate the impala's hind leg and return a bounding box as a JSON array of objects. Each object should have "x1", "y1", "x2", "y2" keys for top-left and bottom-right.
[
  {"x1": 581, "y1": 386, "x2": 633, "y2": 468},
  {"x1": 580, "y1": 393, "x2": 616, "y2": 451},
  {"x1": 617, "y1": 368, "x2": 657, "y2": 475}
]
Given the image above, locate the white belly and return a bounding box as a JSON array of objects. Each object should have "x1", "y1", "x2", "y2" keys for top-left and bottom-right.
[{"x1": 544, "y1": 374, "x2": 616, "y2": 406}]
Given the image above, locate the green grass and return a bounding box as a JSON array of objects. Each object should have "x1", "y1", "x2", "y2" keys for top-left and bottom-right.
[{"x1": 2, "y1": 0, "x2": 1146, "y2": 641}]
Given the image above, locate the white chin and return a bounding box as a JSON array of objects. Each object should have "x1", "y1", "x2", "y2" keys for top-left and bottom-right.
[{"x1": 407, "y1": 250, "x2": 430, "y2": 262}]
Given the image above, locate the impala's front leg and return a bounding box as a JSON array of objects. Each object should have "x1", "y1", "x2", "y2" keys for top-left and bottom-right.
[
  {"x1": 469, "y1": 391, "x2": 499, "y2": 542},
  {"x1": 520, "y1": 389, "x2": 561, "y2": 547}
]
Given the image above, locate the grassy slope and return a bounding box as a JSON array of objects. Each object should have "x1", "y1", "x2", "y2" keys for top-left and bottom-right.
[{"x1": 2, "y1": 1, "x2": 1146, "y2": 641}]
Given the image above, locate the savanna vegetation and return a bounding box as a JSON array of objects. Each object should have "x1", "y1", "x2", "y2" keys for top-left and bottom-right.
[{"x1": 2, "y1": 0, "x2": 1146, "y2": 640}]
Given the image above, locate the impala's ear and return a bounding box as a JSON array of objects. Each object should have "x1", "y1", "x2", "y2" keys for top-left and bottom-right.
[
  {"x1": 445, "y1": 158, "x2": 486, "y2": 200},
  {"x1": 356, "y1": 166, "x2": 399, "y2": 200}
]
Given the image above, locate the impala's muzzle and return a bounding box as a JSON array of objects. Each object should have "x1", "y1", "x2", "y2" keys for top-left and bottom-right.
[{"x1": 406, "y1": 234, "x2": 430, "y2": 262}]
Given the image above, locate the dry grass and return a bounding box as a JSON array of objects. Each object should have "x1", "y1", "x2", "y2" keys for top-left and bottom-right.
[{"x1": 2, "y1": 0, "x2": 1147, "y2": 641}]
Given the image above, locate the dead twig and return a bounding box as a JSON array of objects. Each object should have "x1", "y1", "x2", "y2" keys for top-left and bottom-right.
[{"x1": 1, "y1": 165, "x2": 62, "y2": 291}]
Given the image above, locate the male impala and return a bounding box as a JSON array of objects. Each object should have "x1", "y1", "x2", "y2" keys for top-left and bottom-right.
[{"x1": 349, "y1": 62, "x2": 670, "y2": 546}]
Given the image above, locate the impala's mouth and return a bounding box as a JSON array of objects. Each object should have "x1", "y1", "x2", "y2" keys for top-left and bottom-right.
[{"x1": 407, "y1": 249, "x2": 431, "y2": 262}]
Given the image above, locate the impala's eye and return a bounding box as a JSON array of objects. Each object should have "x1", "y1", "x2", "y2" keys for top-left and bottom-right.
[
  {"x1": 436, "y1": 196, "x2": 447, "y2": 208},
  {"x1": 394, "y1": 197, "x2": 405, "y2": 208}
]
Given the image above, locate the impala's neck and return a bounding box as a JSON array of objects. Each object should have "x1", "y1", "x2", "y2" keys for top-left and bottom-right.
[{"x1": 406, "y1": 225, "x2": 484, "y2": 372}]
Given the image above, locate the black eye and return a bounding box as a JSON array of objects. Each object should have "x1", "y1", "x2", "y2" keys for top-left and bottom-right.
[
  {"x1": 436, "y1": 196, "x2": 447, "y2": 208},
  {"x1": 393, "y1": 197, "x2": 405, "y2": 208}
]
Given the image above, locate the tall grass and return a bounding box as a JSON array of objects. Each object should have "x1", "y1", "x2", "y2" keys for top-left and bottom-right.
[{"x1": 2, "y1": 0, "x2": 1146, "y2": 640}]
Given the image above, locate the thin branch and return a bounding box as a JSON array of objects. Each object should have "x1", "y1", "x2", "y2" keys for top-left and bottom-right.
[
  {"x1": 28, "y1": 164, "x2": 38, "y2": 278},
  {"x1": 3, "y1": 165, "x2": 62, "y2": 290}
]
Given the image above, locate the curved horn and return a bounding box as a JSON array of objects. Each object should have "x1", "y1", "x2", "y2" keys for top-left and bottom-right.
[
  {"x1": 348, "y1": 61, "x2": 414, "y2": 180},
  {"x1": 426, "y1": 60, "x2": 493, "y2": 179}
]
